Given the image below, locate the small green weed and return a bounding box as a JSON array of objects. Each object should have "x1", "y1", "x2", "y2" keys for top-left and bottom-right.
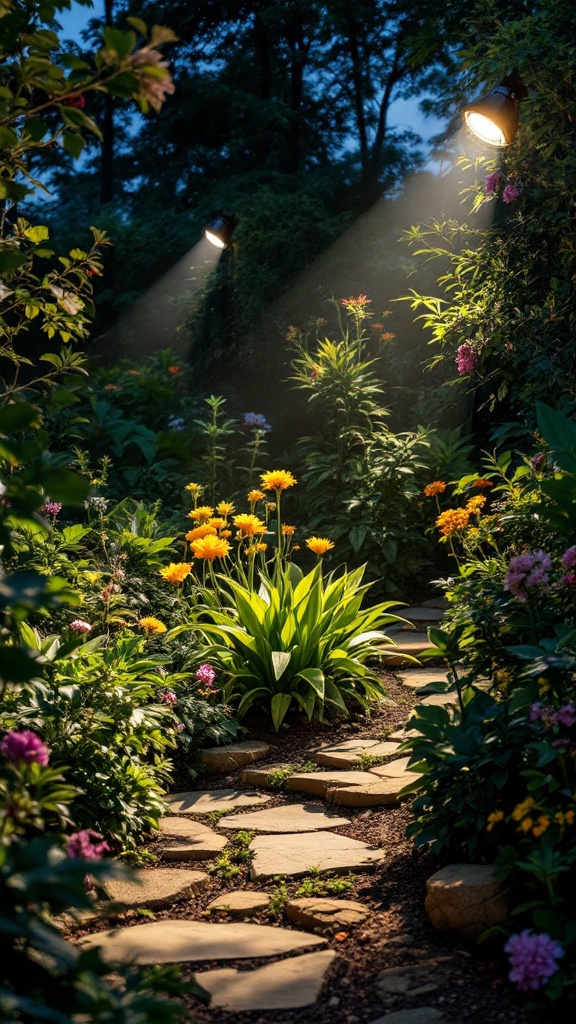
[
  {"x1": 268, "y1": 876, "x2": 289, "y2": 919},
  {"x1": 357, "y1": 752, "x2": 384, "y2": 769},
  {"x1": 296, "y1": 868, "x2": 354, "y2": 897},
  {"x1": 207, "y1": 808, "x2": 232, "y2": 825},
  {"x1": 210, "y1": 830, "x2": 255, "y2": 877},
  {"x1": 267, "y1": 766, "x2": 296, "y2": 788},
  {"x1": 210, "y1": 854, "x2": 240, "y2": 879},
  {"x1": 300, "y1": 759, "x2": 321, "y2": 772},
  {"x1": 135, "y1": 907, "x2": 156, "y2": 919}
]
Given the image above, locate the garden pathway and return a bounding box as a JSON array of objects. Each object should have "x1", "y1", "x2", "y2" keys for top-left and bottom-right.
[{"x1": 74, "y1": 606, "x2": 475, "y2": 1021}]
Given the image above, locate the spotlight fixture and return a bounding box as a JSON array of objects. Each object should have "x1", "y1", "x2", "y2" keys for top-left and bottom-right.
[
  {"x1": 463, "y1": 70, "x2": 528, "y2": 147},
  {"x1": 205, "y1": 214, "x2": 236, "y2": 249}
]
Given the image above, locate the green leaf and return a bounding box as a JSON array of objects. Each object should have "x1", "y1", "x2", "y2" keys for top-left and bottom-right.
[
  {"x1": 536, "y1": 401, "x2": 576, "y2": 473},
  {"x1": 0, "y1": 401, "x2": 42, "y2": 431},
  {"x1": 271, "y1": 650, "x2": 291, "y2": 681},
  {"x1": 270, "y1": 692, "x2": 292, "y2": 731},
  {"x1": 61, "y1": 130, "x2": 85, "y2": 159},
  {"x1": 0, "y1": 249, "x2": 28, "y2": 273},
  {"x1": 296, "y1": 667, "x2": 325, "y2": 698},
  {"x1": 0, "y1": 125, "x2": 18, "y2": 149},
  {"x1": 40, "y1": 469, "x2": 89, "y2": 503}
]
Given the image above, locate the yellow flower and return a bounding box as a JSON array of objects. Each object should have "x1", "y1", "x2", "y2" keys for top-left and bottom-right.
[
  {"x1": 305, "y1": 536, "x2": 335, "y2": 556},
  {"x1": 260, "y1": 469, "x2": 297, "y2": 491},
  {"x1": 207, "y1": 517, "x2": 226, "y2": 530},
  {"x1": 188, "y1": 505, "x2": 214, "y2": 522},
  {"x1": 160, "y1": 562, "x2": 193, "y2": 584},
  {"x1": 83, "y1": 571, "x2": 103, "y2": 584},
  {"x1": 185, "y1": 482, "x2": 202, "y2": 495},
  {"x1": 423, "y1": 481, "x2": 447, "y2": 497},
  {"x1": 216, "y1": 501, "x2": 235, "y2": 515},
  {"x1": 282, "y1": 524, "x2": 296, "y2": 535},
  {"x1": 191, "y1": 535, "x2": 231, "y2": 560},
  {"x1": 186, "y1": 524, "x2": 217, "y2": 542},
  {"x1": 138, "y1": 616, "x2": 167, "y2": 634},
  {"x1": 486, "y1": 810, "x2": 505, "y2": 831},
  {"x1": 532, "y1": 815, "x2": 550, "y2": 838},
  {"x1": 247, "y1": 489, "x2": 265, "y2": 503},
  {"x1": 511, "y1": 797, "x2": 536, "y2": 822},
  {"x1": 435, "y1": 507, "x2": 470, "y2": 536},
  {"x1": 465, "y1": 495, "x2": 486, "y2": 514},
  {"x1": 221, "y1": 529, "x2": 232, "y2": 538},
  {"x1": 255, "y1": 542, "x2": 268, "y2": 552},
  {"x1": 233, "y1": 513, "x2": 266, "y2": 537}
]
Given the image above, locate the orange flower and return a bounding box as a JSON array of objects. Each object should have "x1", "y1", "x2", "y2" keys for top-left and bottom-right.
[
  {"x1": 138, "y1": 616, "x2": 167, "y2": 634},
  {"x1": 247, "y1": 489, "x2": 265, "y2": 503},
  {"x1": 207, "y1": 517, "x2": 226, "y2": 530},
  {"x1": 233, "y1": 513, "x2": 266, "y2": 537},
  {"x1": 282, "y1": 525, "x2": 296, "y2": 535},
  {"x1": 435, "y1": 508, "x2": 470, "y2": 536},
  {"x1": 255, "y1": 542, "x2": 268, "y2": 552},
  {"x1": 423, "y1": 481, "x2": 447, "y2": 497},
  {"x1": 167, "y1": 365, "x2": 182, "y2": 374},
  {"x1": 220, "y1": 529, "x2": 232, "y2": 538},
  {"x1": 260, "y1": 469, "x2": 297, "y2": 492},
  {"x1": 187, "y1": 505, "x2": 215, "y2": 522},
  {"x1": 472, "y1": 478, "x2": 494, "y2": 489},
  {"x1": 305, "y1": 536, "x2": 335, "y2": 556},
  {"x1": 160, "y1": 562, "x2": 193, "y2": 584},
  {"x1": 186, "y1": 524, "x2": 217, "y2": 542},
  {"x1": 465, "y1": 495, "x2": 486, "y2": 515},
  {"x1": 191, "y1": 535, "x2": 231, "y2": 560},
  {"x1": 128, "y1": 369, "x2": 140, "y2": 376}
]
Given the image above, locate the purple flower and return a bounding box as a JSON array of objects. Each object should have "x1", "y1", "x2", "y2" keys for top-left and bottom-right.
[
  {"x1": 530, "y1": 452, "x2": 546, "y2": 472},
  {"x1": 502, "y1": 183, "x2": 522, "y2": 204},
  {"x1": 0, "y1": 729, "x2": 50, "y2": 766},
  {"x1": 556, "y1": 703, "x2": 576, "y2": 728},
  {"x1": 69, "y1": 619, "x2": 92, "y2": 634},
  {"x1": 455, "y1": 344, "x2": 478, "y2": 375},
  {"x1": 504, "y1": 550, "x2": 552, "y2": 602},
  {"x1": 243, "y1": 412, "x2": 271, "y2": 431},
  {"x1": 485, "y1": 171, "x2": 502, "y2": 195},
  {"x1": 66, "y1": 829, "x2": 110, "y2": 861},
  {"x1": 40, "y1": 501, "x2": 62, "y2": 517},
  {"x1": 504, "y1": 930, "x2": 563, "y2": 991},
  {"x1": 195, "y1": 663, "x2": 216, "y2": 687},
  {"x1": 159, "y1": 689, "x2": 177, "y2": 705},
  {"x1": 562, "y1": 546, "x2": 576, "y2": 570}
]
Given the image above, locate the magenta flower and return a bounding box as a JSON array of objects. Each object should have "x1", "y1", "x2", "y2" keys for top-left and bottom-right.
[
  {"x1": 530, "y1": 452, "x2": 546, "y2": 472},
  {"x1": 485, "y1": 171, "x2": 502, "y2": 195},
  {"x1": 0, "y1": 729, "x2": 50, "y2": 765},
  {"x1": 195, "y1": 663, "x2": 216, "y2": 687},
  {"x1": 66, "y1": 829, "x2": 110, "y2": 860},
  {"x1": 505, "y1": 930, "x2": 563, "y2": 991},
  {"x1": 159, "y1": 689, "x2": 177, "y2": 705},
  {"x1": 40, "y1": 501, "x2": 62, "y2": 517},
  {"x1": 556, "y1": 703, "x2": 576, "y2": 728},
  {"x1": 502, "y1": 183, "x2": 522, "y2": 204},
  {"x1": 504, "y1": 550, "x2": 552, "y2": 602},
  {"x1": 455, "y1": 344, "x2": 478, "y2": 375},
  {"x1": 69, "y1": 619, "x2": 92, "y2": 633},
  {"x1": 562, "y1": 546, "x2": 576, "y2": 570}
]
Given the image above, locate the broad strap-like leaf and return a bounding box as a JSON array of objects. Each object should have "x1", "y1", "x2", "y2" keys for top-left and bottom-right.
[
  {"x1": 295, "y1": 667, "x2": 325, "y2": 698},
  {"x1": 271, "y1": 650, "x2": 292, "y2": 681},
  {"x1": 271, "y1": 692, "x2": 292, "y2": 731}
]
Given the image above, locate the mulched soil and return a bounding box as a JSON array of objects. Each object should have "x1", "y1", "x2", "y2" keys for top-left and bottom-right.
[{"x1": 71, "y1": 667, "x2": 557, "y2": 1024}]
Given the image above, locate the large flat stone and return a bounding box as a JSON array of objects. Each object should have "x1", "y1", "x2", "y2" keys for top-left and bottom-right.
[
  {"x1": 166, "y1": 789, "x2": 272, "y2": 814},
  {"x1": 79, "y1": 920, "x2": 326, "y2": 964},
  {"x1": 102, "y1": 868, "x2": 208, "y2": 910},
  {"x1": 397, "y1": 668, "x2": 450, "y2": 690},
  {"x1": 369, "y1": 756, "x2": 421, "y2": 779},
  {"x1": 328, "y1": 776, "x2": 413, "y2": 808},
  {"x1": 421, "y1": 597, "x2": 450, "y2": 610},
  {"x1": 249, "y1": 830, "x2": 384, "y2": 880},
  {"x1": 285, "y1": 770, "x2": 381, "y2": 797},
  {"x1": 200, "y1": 740, "x2": 271, "y2": 772},
  {"x1": 384, "y1": 635, "x2": 444, "y2": 666},
  {"x1": 159, "y1": 817, "x2": 228, "y2": 860},
  {"x1": 206, "y1": 890, "x2": 271, "y2": 916},
  {"x1": 398, "y1": 606, "x2": 445, "y2": 623},
  {"x1": 218, "y1": 802, "x2": 350, "y2": 833},
  {"x1": 195, "y1": 949, "x2": 336, "y2": 1010},
  {"x1": 367, "y1": 1007, "x2": 446, "y2": 1024},
  {"x1": 314, "y1": 740, "x2": 400, "y2": 768},
  {"x1": 425, "y1": 863, "x2": 508, "y2": 938},
  {"x1": 286, "y1": 897, "x2": 369, "y2": 933}
]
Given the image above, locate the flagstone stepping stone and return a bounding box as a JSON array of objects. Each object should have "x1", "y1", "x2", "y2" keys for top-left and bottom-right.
[
  {"x1": 388, "y1": 727, "x2": 419, "y2": 742},
  {"x1": 159, "y1": 817, "x2": 228, "y2": 860},
  {"x1": 101, "y1": 868, "x2": 209, "y2": 910},
  {"x1": 199, "y1": 739, "x2": 271, "y2": 772},
  {"x1": 376, "y1": 960, "x2": 450, "y2": 996},
  {"x1": 398, "y1": 606, "x2": 446, "y2": 623},
  {"x1": 415, "y1": 693, "x2": 457, "y2": 709},
  {"x1": 249, "y1": 830, "x2": 384, "y2": 880},
  {"x1": 218, "y1": 802, "x2": 350, "y2": 832},
  {"x1": 166, "y1": 789, "x2": 272, "y2": 814},
  {"x1": 241, "y1": 768, "x2": 378, "y2": 796},
  {"x1": 79, "y1": 920, "x2": 326, "y2": 964},
  {"x1": 398, "y1": 668, "x2": 450, "y2": 690},
  {"x1": 422, "y1": 596, "x2": 450, "y2": 609},
  {"x1": 369, "y1": 756, "x2": 421, "y2": 779},
  {"x1": 328, "y1": 775, "x2": 415, "y2": 809},
  {"x1": 286, "y1": 897, "x2": 369, "y2": 933},
  {"x1": 385, "y1": 635, "x2": 445, "y2": 666},
  {"x1": 195, "y1": 949, "x2": 336, "y2": 1011},
  {"x1": 206, "y1": 890, "x2": 271, "y2": 916},
  {"x1": 367, "y1": 1007, "x2": 446, "y2": 1024},
  {"x1": 313, "y1": 739, "x2": 401, "y2": 768}
]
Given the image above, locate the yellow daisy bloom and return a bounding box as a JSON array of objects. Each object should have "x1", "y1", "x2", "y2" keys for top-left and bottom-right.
[
  {"x1": 423, "y1": 481, "x2": 447, "y2": 497},
  {"x1": 233, "y1": 513, "x2": 267, "y2": 537},
  {"x1": 185, "y1": 482, "x2": 203, "y2": 495},
  {"x1": 160, "y1": 562, "x2": 193, "y2": 584},
  {"x1": 186, "y1": 524, "x2": 217, "y2": 542},
  {"x1": 465, "y1": 495, "x2": 486, "y2": 514},
  {"x1": 435, "y1": 507, "x2": 470, "y2": 536},
  {"x1": 191, "y1": 534, "x2": 231, "y2": 560},
  {"x1": 188, "y1": 505, "x2": 215, "y2": 522},
  {"x1": 486, "y1": 810, "x2": 505, "y2": 832},
  {"x1": 282, "y1": 524, "x2": 296, "y2": 535},
  {"x1": 216, "y1": 501, "x2": 235, "y2": 515},
  {"x1": 207, "y1": 517, "x2": 226, "y2": 530},
  {"x1": 305, "y1": 536, "x2": 335, "y2": 556},
  {"x1": 221, "y1": 529, "x2": 232, "y2": 538},
  {"x1": 247, "y1": 489, "x2": 265, "y2": 503},
  {"x1": 260, "y1": 469, "x2": 297, "y2": 491},
  {"x1": 138, "y1": 616, "x2": 167, "y2": 634}
]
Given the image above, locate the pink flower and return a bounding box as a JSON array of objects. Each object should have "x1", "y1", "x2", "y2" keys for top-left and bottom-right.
[
  {"x1": 128, "y1": 48, "x2": 176, "y2": 112},
  {"x1": 64, "y1": 95, "x2": 86, "y2": 109},
  {"x1": 505, "y1": 930, "x2": 563, "y2": 991},
  {"x1": 69, "y1": 619, "x2": 92, "y2": 633},
  {"x1": 562, "y1": 546, "x2": 576, "y2": 570},
  {"x1": 502, "y1": 184, "x2": 522, "y2": 204},
  {"x1": 66, "y1": 829, "x2": 110, "y2": 860},
  {"x1": 40, "y1": 502, "x2": 62, "y2": 517},
  {"x1": 504, "y1": 550, "x2": 552, "y2": 602},
  {"x1": 0, "y1": 729, "x2": 50, "y2": 765},
  {"x1": 195, "y1": 663, "x2": 216, "y2": 687},
  {"x1": 485, "y1": 171, "x2": 502, "y2": 195},
  {"x1": 159, "y1": 689, "x2": 177, "y2": 705},
  {"x1": 455, "y1": 344, "x2": 478, "y2": 375}
]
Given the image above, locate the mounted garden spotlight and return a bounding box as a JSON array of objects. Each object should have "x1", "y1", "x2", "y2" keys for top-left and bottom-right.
[
  {"x1": 463, "y1": 70, "x2": 528, "y2": 147},
  {"x1": 205, "y1": 214, "x2": 236, "y2": 249}
]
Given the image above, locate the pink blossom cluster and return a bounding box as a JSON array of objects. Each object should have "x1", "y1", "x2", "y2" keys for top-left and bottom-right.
[
  {"x1": 485, "y1": 171, "x2": 502, "y2": 195},
  {"x1": 455, "y1": 343, "x2": 478, "y2": 375},
  {"x1": 504, "y1": 930, "x2": 563, "y2": 991},
  {"x1": 69, "y1": 619, "x2": 92, "y2": 633},
  {"x1": 504, "y1": 550, "x2": 552, "y2": 602},
  {"x1": 0, "y1": 729, "x2": 50, "y2": 765},
  {"x1": 66, "y1": 829, "x2": 110, "y2": 860},
  {"x1": 484, "y1": 172, "x2": 522, "y2": 204},
  {"x1": 195, "y1": 663, "x2": 216, "y2": 687},
  {"x1": 159, "y1": 689, "x2": 178, "y2": 705},
  {"x1": 502, "y1": 183, "x2": 522, "y2": 204},
  {"x1": 40, "y1": 502, "x2": 62, "y2": 517}
]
